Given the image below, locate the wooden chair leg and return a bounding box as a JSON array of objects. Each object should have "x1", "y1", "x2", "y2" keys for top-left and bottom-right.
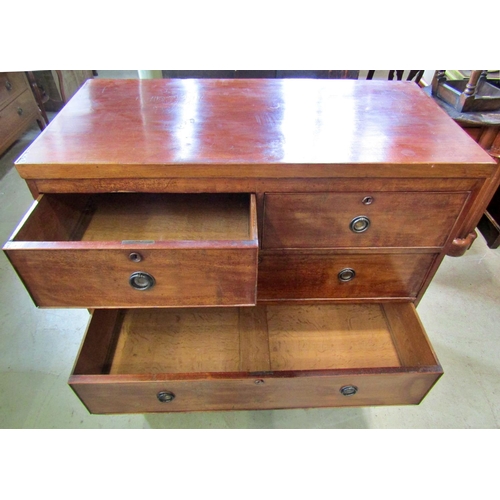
[
  {"x1": 26, "y1": 71, "x2": 50, "y2": 126},
  {"x1": 56, "y1": 70, "x2": 67, "y2": 104},
  {"x1": 36, "y1": 117, "x2": 46, "y2": 131}
]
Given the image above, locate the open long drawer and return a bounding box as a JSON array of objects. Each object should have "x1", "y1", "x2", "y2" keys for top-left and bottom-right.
[{"x1": 69, "y1": 303, "x2": 442, "y2": 413}]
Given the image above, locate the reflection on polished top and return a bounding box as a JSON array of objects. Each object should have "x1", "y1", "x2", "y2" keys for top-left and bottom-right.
[{"x1": 16, "y1": 78, "x2": 494, "y2": 179}]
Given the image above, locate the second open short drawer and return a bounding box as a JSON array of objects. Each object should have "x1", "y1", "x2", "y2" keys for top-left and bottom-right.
[{"x1": 3, "y1": 193, "x2": 258, "y2": 308}]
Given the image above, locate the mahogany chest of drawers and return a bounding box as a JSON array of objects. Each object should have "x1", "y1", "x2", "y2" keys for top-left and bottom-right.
[{"x1": 3, "y1": 79, "x2": 498, "y2": 413}]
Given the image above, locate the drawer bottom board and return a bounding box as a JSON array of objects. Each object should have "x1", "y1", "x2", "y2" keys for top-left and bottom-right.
[{"x1": 70, "y1": 304, "x2": 442, "y2": 413}]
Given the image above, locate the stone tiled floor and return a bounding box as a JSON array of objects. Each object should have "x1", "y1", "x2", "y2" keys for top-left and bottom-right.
[{"x1": 1, "y1": 72, "x2": 499, "y2": 428}]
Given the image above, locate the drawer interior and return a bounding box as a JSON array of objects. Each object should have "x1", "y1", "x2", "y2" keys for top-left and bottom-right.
[
  {"x1": 73, "y1": 303, "x2": 440, "y2": 377},
  {"x1": 12, "y1": 193, "x2": 254, "y2": 243}
]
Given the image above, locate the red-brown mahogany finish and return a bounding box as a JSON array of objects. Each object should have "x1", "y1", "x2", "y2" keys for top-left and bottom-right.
[
  {"x1": 16, "y1": 79, "x2": 494, "y2": 180},
  {"x1": 4, "y1": 79, "x2": 500, "y2": 413}
]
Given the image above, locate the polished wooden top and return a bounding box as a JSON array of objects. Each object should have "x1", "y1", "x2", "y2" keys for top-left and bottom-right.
[{"x1": 16, "y1": 79, "x2": 495, "y2": 179}]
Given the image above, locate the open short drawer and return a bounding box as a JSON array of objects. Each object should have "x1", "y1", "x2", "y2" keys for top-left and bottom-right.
[
  {"x1": 69, "y1": 303, "x2": 442, "y2": 413},
  {"x1": 3, "y1": 193, "x2": 258, "y2": 308}
]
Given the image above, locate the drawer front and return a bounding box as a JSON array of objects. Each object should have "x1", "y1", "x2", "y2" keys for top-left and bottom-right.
[
  {"x1": 0, "y1": 72, "x2": 29, "y2": 108},
  {"x1": 6, "y1": 247, "x2": 258, "y2": 307},
  {"x1": 0, "y1": 89, "x2": 39, "y2": 144},
  {"x1": 70, "y1": 372, "x2": 442, "y2": 413},
  {"x1": 3, "y1": 193, "x2": 258, "y2": 308},
  {"x1": 258, "y1": 253, "x2": 436, "y2": 300},
  {"x1": 69, "y1": 304, "x2": 442, "y2": 413},
  {"x1": 263, "y1": 192, "x2": 469, "y2": 249}
]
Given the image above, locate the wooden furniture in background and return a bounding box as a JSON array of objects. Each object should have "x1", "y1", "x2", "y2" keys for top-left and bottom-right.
[
  {"x1": 3, "y1": 79, "x2": 498, "y2": 413},
  {"x1": 31, "y1": 71, "x2": 94, "y2": 111},
  {"x1": 0, "y1": 72, "x2": 45, "y2": 157},
  {"x1": 161, "y1": 70, "x2": 425, "y2": 84},
  {"x1": 25, "y1": 72, "x2": 50, "y2": 126},
  {"x1": 424, "y1": 82, "x2": 500, "y2": 248},
  {"x1": 432, "y1": 70, "x2": 500, "y2": 112},
  {"x1": 162, "y1": 70, "x2": 360, "y2": 79},
  {"x1": 481, "y1": 184, "x2": 500, "y2": 248},
  {"x1": 366, "y1": 70, "x2": 424, "y2": 84}
]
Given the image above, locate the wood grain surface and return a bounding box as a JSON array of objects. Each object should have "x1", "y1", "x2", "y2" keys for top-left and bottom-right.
[
  {"x1": 5, "y1": 247, "x2": 258, "y2": 307},
  {"x1": 15, "y1": 79, "x2": 495, "y2": 181},
  {"x1": 257, "y1": 253, "x2": 436, "y2": 300},
  {"x1": 29, "y1": 177, "x2": 481, "y2": 195},
  {"x1": 0, "y1": 86, "x2": 41, "y2": 156},
  {"x1": 110, "y1": 309, "x2": 242, "y2": 374},
  {"x1": 0, "y1": 72, "x2": 30, "y2": 108},
  {"x1": 69, "y1": 304, "x2": 442, "y2": 413},
  {"x1": 4, "y1": 193, "x2": 258, "y2": 308},
  {"x1": 263, "y1": 191, "x2": 469, "y2": 248},
  {"x1": 7, "y1": 78, "x2": 496, "y2": 414},
  {"x1": 11, "y1": 193, "x2": 253, "y2": 242},
  {"x1": 69, "y1": 372, "x2": 442, "y2": 413},
  {"x1": 107, "y1": 305, "x2": 401, "y2": 374},
  {"x1": 80, "y1": 193, "x2": 252, "y2": 242}
]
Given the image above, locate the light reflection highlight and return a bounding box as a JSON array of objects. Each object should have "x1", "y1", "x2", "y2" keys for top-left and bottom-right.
[
  {"x1": 279, "y1": 80, "x2": 359, "y2": 163},
  {"x1": 173, "y1": 80, "x2": 200, "y2": 161}
]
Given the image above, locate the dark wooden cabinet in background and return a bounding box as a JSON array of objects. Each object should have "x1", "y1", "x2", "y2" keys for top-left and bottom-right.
[
  {"x1": 0, "y1": 72, "x2": 45, "y2": 156},
  {"x1": 425, "y1": 82, "x2": 500, "y2": 248}
]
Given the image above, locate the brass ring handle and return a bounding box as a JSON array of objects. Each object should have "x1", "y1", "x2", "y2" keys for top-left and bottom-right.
[
  {"x1": 157, "y1": 391, "x2": 175, "y2": 403},
  {"x1": 340, "y1": 385, "x2": 358, "y2": 396},
  {"x1": 350, "y1": 215, "x2": 370, "y2": 233},
  {"x1": 129, "y1": 271, "x2": 155, "y2": 290},
  {"x1": 5, "y1": 80, "x2": 12, "y2": 91},
  {"x1": 338, "y1": 268, "x2": 356, "y2": 282}
]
